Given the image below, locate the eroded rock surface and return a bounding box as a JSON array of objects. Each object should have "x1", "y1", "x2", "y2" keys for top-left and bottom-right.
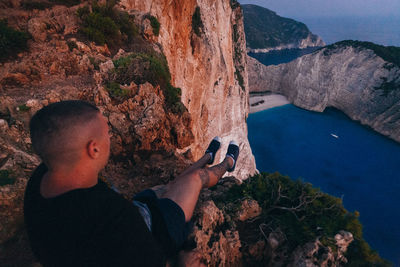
[{"x1": 288, "y1": 231, "x2": 353, "y2": 267}]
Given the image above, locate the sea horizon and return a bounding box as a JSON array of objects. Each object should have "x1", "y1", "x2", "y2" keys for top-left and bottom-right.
[{"x1": 293, "y1": 15, "x2": 400, "y2": 46}]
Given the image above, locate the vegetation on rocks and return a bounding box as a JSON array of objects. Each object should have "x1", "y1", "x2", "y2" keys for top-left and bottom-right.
[
  {"x1": 323, "y1": 40, "x2": 400, "y2": 67},
  {"x1": 112, "y1": 53, "x2": 170, "y2": 86},
  {"x1": 374, "y1": 77, "x2": 400, "y2": 97},
  {"x1": 164, "y1": 83, "x2": 185, "y2": 114},
  {"x1": 110, "y1": 53, "x2": 185, "y2": 113},
  {"x1": 21, "y1": 0, "x2": 80, "y2": 9},
  {"x1": 66, "y1": 40, "x2": 78, "y2": 51},
  {"x1": 242, "y1": 4, "x2": 311, "y2": 49},
  {"x1": 146, "y1": 15, "x2": 160, "y2": 36},
  {"x1": 17, "y1": 104, "x2": 31, "y2": 112},
  {"x1": 213, "y1": 172, "x2": 390, "y2": 266},
  {"x1": 0, "y1": 170, "x2": 15, "y2": 186},
  {"x1": 51, "y1": 0, "x2": 81, "y2": 6},
  {"x1": 230, "y1": 0, "x2": 240, "y2": 9},
  {"x1": 88, "y1": 56, "x2": 100, "y2": 70},
  {"x1": 105, "y1": 81, "x2": 130, "y2": 99},
  {"x1": 191, "y1": 6, "x2": 204, "y2": 36},
  {"x1": 21, "y1": 1, "x2": 53, "y2": 10},
  {"x1": 232, "y1": 24, "x2": 245, "y2": 91},
  {"x1": 77, "y1": 1, "x2": 138, "y2": 49},
  {"x1": 0, "y1": 20, "x2": 30, "y2": 61}
]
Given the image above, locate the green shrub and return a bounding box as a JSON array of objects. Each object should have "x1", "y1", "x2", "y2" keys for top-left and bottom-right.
[
  {"x1": 77, "y1": 1, "x2": 138, "y2": 48},
  {"x1": 105, "y1": 81, "x2": 130, "y2": 99},
  {"x1": 67, "y1": 40, "x2": 78, "y2": 51},
  {"x1": 17, "y1": 104, "x2": 31, "y2": 112},
  {"x1": 76, "y1": 5, "x2": 90, "y2": 18},
  {"x1": 112, "y1": 55, "x2": 132, "y2": 69},
  {"x1": 49, "y1": 0, "x2": 81, "y2": 6},
  {"x1": 0, "y1": 170, "x2": 16, "y2": 186},
  {"x1": 79, "y1": 12, "x2": 119, "y2": 45},
  {"x1": 0, "y1": 19, "x2": 30, "y2": 61},
  {"x1": 165, "y1": 83, "x2": 186, "y2": 114},
  {"x1": 147, "y1": 15, "x2": 160, "y2": 36},
  {"x1": 114, "y1": 11, "x2": 138, "y2": 42},
  {"x1": 215, "y1": 172, "x2": 390, "y2": 266},
  {"x1": 191, "y1": 6, "x2": 203, "y2": 36},
  {"x1": 111, "y1": 52, "x2": 185, "y2": 113},
  {"x1": 112, "y1": 52, "x2": 170, "y2": 86},
  {"x1": 230, "y1": 0, "x2": 240, "y2": 9},
  {"x1": 22, "y1": 0, "x2": 81, "y2": 8},
  {"x1": 89, "y1": 56, "x2": 100, "y2": 70},
  {"x1": 21, "y1": 1, "x2": 53, "y2": 10},
  {"x1": 234, "y1": 69, "x2": 244, "y2": 91}
]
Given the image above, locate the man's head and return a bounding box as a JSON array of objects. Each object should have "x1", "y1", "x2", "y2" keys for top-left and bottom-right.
[{"x1": 29, "y1": 100, "x2": 110, "y2": 171}]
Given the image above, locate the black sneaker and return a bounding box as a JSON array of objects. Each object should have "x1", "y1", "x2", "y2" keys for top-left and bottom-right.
[
  {"x1": 226, "y1": 141, "x2": 239, "y2": 172},
  {"x1": 205, "y1": 136, "x2": 221, "y2": 164}
]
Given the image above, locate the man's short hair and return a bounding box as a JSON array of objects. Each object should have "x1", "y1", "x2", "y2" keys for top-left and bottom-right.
[{"x1": 29, "y1": 100, "x2": 100, "y2": 164}]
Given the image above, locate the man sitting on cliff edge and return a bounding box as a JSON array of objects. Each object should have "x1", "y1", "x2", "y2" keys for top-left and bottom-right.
[{"x1": 24, "y1": 100, "x2": 240, "y2": 266}]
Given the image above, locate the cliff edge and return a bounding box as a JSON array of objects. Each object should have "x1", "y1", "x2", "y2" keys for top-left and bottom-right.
[{"x1": 119, "y1": 0, "x2": 256, "y2": 179}]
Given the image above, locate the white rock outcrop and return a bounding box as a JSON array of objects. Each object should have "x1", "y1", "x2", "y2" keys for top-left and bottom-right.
[
  {"x1": 248, "y1": 32, "x2": 325, "y2": 53},
  {"x1": 248, "y1": 45, "x2": 400, "y2": 143}
]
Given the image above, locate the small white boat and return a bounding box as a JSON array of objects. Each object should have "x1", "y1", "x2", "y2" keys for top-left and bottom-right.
[{"x1": 331, "y1": 134, "x2": 339, "y2": 139}]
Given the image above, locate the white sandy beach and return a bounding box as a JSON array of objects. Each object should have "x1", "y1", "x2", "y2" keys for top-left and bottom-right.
[{"x1": 249, "y1": 93, "x2": 290, "y2": 113}]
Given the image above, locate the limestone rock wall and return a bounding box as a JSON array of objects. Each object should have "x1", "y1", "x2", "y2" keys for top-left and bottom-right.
[
  {"x1": 247, "y1": 46, "x2": 400, "y2": 143},
  {"x1": 248, "y1": 32, "x2": 325, "y2": 53},
  {"x1": 119, "y1": 0, "x2": 257, "y2": 179}
]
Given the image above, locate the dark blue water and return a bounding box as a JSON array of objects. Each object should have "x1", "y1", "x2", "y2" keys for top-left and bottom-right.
[
  {"x1": 247, "y1": 105, "x2": 400, "y2": 265},
  {"x1": 249, "y1": 47, "x2": 320, "y2": 66}
]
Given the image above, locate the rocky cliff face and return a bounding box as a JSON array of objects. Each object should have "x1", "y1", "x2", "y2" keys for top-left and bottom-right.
[
  {"x1": 119, "y1": 0, "x2": 256, "y2": 179},
  {"x1": 248, "y1": 32, "x2": 325, "y2": 53},
  {"x1": 248, "y1": 44, "x2": 400, "y2": 142}
]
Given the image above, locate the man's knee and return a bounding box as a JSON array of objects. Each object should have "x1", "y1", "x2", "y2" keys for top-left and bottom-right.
[{"x1": 190, "y1": 169, "x2": 210, "y2": 188}]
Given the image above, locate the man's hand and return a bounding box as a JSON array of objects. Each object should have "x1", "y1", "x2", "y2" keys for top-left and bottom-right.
[{"x1": 177, "y1": 250, "x2": 206, "y2": 267}]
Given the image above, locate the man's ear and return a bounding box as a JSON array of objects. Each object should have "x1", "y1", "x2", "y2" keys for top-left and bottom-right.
[{"x1": 87, "y1": 140, "x2": 100, "y2": 159}]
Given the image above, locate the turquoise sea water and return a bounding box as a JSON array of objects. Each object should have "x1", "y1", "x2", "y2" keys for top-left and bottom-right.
[{"x1": 247, "y1": 105, "x2": 400, "y2": 264}]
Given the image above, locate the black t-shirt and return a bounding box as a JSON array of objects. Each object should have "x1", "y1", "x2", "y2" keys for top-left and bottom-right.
[{"x1": 24, "y1": 164, "x2": 167, "y2": 267}]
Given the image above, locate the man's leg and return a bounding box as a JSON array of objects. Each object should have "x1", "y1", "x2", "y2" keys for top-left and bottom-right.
[
  {"x1": 150, "y1": 152, "x2": 213, "y2": 198},
  {"x1": 178, "y1": 153, "x2": 212, "y2": 178},
  {"x1": 151, "y1": 137, "x2": 221, "y2": 197},
  {"x1": 151, "y1": 139, "x2": 239, "y2": 222},
  {"x1": 160, "y1": 156, "x2": 233, "y2": 222}
]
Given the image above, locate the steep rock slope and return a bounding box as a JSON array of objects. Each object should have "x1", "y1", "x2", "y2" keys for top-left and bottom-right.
[
  {"x1": 248, "y1": 41, "x2": 400, "y2": 142},
  {"x1": 119, "y1": 0, "x2": 256, "y2": 178},
  {"x1": 242, "y1": 4, "x2": 325, "y2": 53}
]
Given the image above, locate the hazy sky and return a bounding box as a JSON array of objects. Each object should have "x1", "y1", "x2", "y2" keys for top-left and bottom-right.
[{"x1": 238, "y1": 0, "x2": 400, "y2": 18}]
